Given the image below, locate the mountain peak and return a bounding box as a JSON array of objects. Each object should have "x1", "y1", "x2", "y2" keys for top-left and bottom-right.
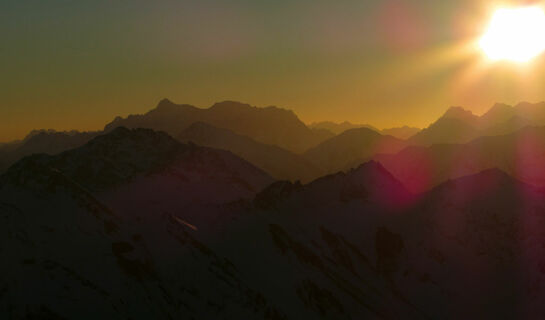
[
  {"x1": 158, "y1": 97, "x2": 174, "y2": 106},
  {"x1": 489, "y1": 102, "x2": 512, "y2": 112},
  {"x1": 154, "y1": 98, "x2": 184, "y2": 112},
  {"x1": 441, "y1": 106, "x2": 478, "y2": 122},
  {"x1": 480, "y1": 103, "x2": 515, "y2": 124},
  {"x1": 210, "y1": 100, "x2": 253, "y2": 111}
]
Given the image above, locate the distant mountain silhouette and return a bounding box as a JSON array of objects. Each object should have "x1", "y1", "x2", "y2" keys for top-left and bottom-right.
[
  {"x1": 105, "y1": 99, "x2": 333, "y2": 153},
  {"x1": 408, "y1": 107, "x2": 481, "y2": 145},
  {"x1": 304, "y1": 127, "x2": 407, "y2": 174},
  {"x1": 310, "y1": 121, "x2": 420, "y2": 139},
  {"x1": 178, "y1": 122, "x2": 322, "y2": 182},
  {"x1": 380, "y1": 126, "x2": 420, "y2": 139},
  {"x1": 376, "y1": 125, "x2": 545, "y2": 193},
  {"x1": 309, "y1": 121, "x2": 379, "y2": 135},
  {"x1": 0, "y1": 129, "x2": 100, "y2": 173},
  {"x1": 410, "y1": 101, "x2": 545, "y2": 145}
]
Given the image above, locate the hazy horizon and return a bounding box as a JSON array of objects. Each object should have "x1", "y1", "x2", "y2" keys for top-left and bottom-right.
[{"x1": 3, "y1": 0, "x2": 545, "y2": 141}]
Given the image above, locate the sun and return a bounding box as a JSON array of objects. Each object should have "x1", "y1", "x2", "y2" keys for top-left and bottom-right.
[{"x1": 479, "y1": 6, "x2": 545, "y2": 62}]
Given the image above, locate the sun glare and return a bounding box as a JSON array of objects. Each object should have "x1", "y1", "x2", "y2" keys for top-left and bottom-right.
[{"x1": 479, "y1": 6, "x2": 545, "y2": 62}]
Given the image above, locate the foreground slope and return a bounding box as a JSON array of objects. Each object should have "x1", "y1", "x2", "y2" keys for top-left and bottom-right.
[
  {"x1": 3, "y1": 138, "x2": 545, "y2": 319},
  {"x1": 0, "y1": 127, "x2": 280, "y2": 319},
  {"x1": 248, "y1": 166, "x2": 545, "y2": 318}
]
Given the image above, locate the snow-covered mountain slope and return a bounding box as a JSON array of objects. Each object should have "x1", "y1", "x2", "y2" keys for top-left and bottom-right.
[
  {"x1": 244, "y1": 166, "x2": 545, "y2": 318},
  {"x1": 0, "y1": 127, "x2": 281, "y2": 319},
  {"x1": 3, "y1": 126, "x2": 545, "y2": 319}
]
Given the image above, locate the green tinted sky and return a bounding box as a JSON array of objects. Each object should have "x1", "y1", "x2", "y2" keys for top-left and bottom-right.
[{"x1": 2, "y1": 0, "x2": 544, "y2": 141}]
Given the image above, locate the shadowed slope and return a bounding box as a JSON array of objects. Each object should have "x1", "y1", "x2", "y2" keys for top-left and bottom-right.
[
  {"x1": 0, "y1": 128, "x2": 282, "y2": 319},
  {"x1": 251, "y1": 166, "x2": 545, "y2": 318},
  {"x1": 178, "y1": 122, "x2": 322, "y2": 182}
]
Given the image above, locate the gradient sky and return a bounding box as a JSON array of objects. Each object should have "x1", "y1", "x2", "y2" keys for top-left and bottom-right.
[{"x1": 2, "y1": 0, "x2": 545, "y2": 142}]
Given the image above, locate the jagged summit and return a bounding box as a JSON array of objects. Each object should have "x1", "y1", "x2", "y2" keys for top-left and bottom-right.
[
  {"x1": 209, "y1": 100, "x2": 254, "y2": 110},
  {"x1": 441, "y1": 106, "x2": 479, "y2": 123},
  {"x1": 253, "y1": 160, "x2": 412, "y2": 210},
  {"x1": 157, "y1": 97, "x2": 175, "y2": 107},
  {"x1": 103, "y1": 98, "x2": 331, "y2": 153}
]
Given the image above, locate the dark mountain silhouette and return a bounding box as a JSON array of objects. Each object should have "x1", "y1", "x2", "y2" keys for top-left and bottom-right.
[
  {"x1": 6, "y1": 99, "x2": 545, "y2": 318},
  {"x1": 104, "y1": 99, "x2": 334, "y2": 153},
  {"x1": 0, "y1": 128, "x2": 281, "y2": 319},
  {"x1": 3, "y1": 127, "x2": 272, "y2": 197},
  {"x1": 304, "y1": 127, "x2": 407, "y2": 174},
  {"x1": 256, "y1": 166, "x2": 545, "y2": 318},
  {"x1": 5, "y1": 150, "x2": 545, "y2": 318},
  {"x1": 376, "y1": 125, "x2": 545, "y2": 193},
  {"x1": 0, "y1": 157, "x2": 422, "y2": 319},
  {"x1": 0, "y1": 129, "x2": 100, "y2": 173},
  {"x1": 178, "y1": 122, "x2": 322, "y2": 182}
]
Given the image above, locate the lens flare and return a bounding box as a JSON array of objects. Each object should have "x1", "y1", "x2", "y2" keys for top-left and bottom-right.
[{"x1": 479, "y1": 6, "x2": 545, "y2": 62}]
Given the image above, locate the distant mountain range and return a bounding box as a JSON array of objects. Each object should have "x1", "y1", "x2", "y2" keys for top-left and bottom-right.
[
  {"x1": 4, "y1": 99, "x2": 545, "y2": 187},
  {"x1": 409, "y1": 102, "x2": 545, "y2": 145},
  {"x1": 3, "y1": 127, "x2": 545, "y2": 318},
  {"x1": 105, "y1": 99, "x2": 334, "y2": 154}
]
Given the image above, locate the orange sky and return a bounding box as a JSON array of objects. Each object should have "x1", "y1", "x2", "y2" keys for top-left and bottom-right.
[{"x1": 2, "y1": 0, "x2": 545, "y2": 142}]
